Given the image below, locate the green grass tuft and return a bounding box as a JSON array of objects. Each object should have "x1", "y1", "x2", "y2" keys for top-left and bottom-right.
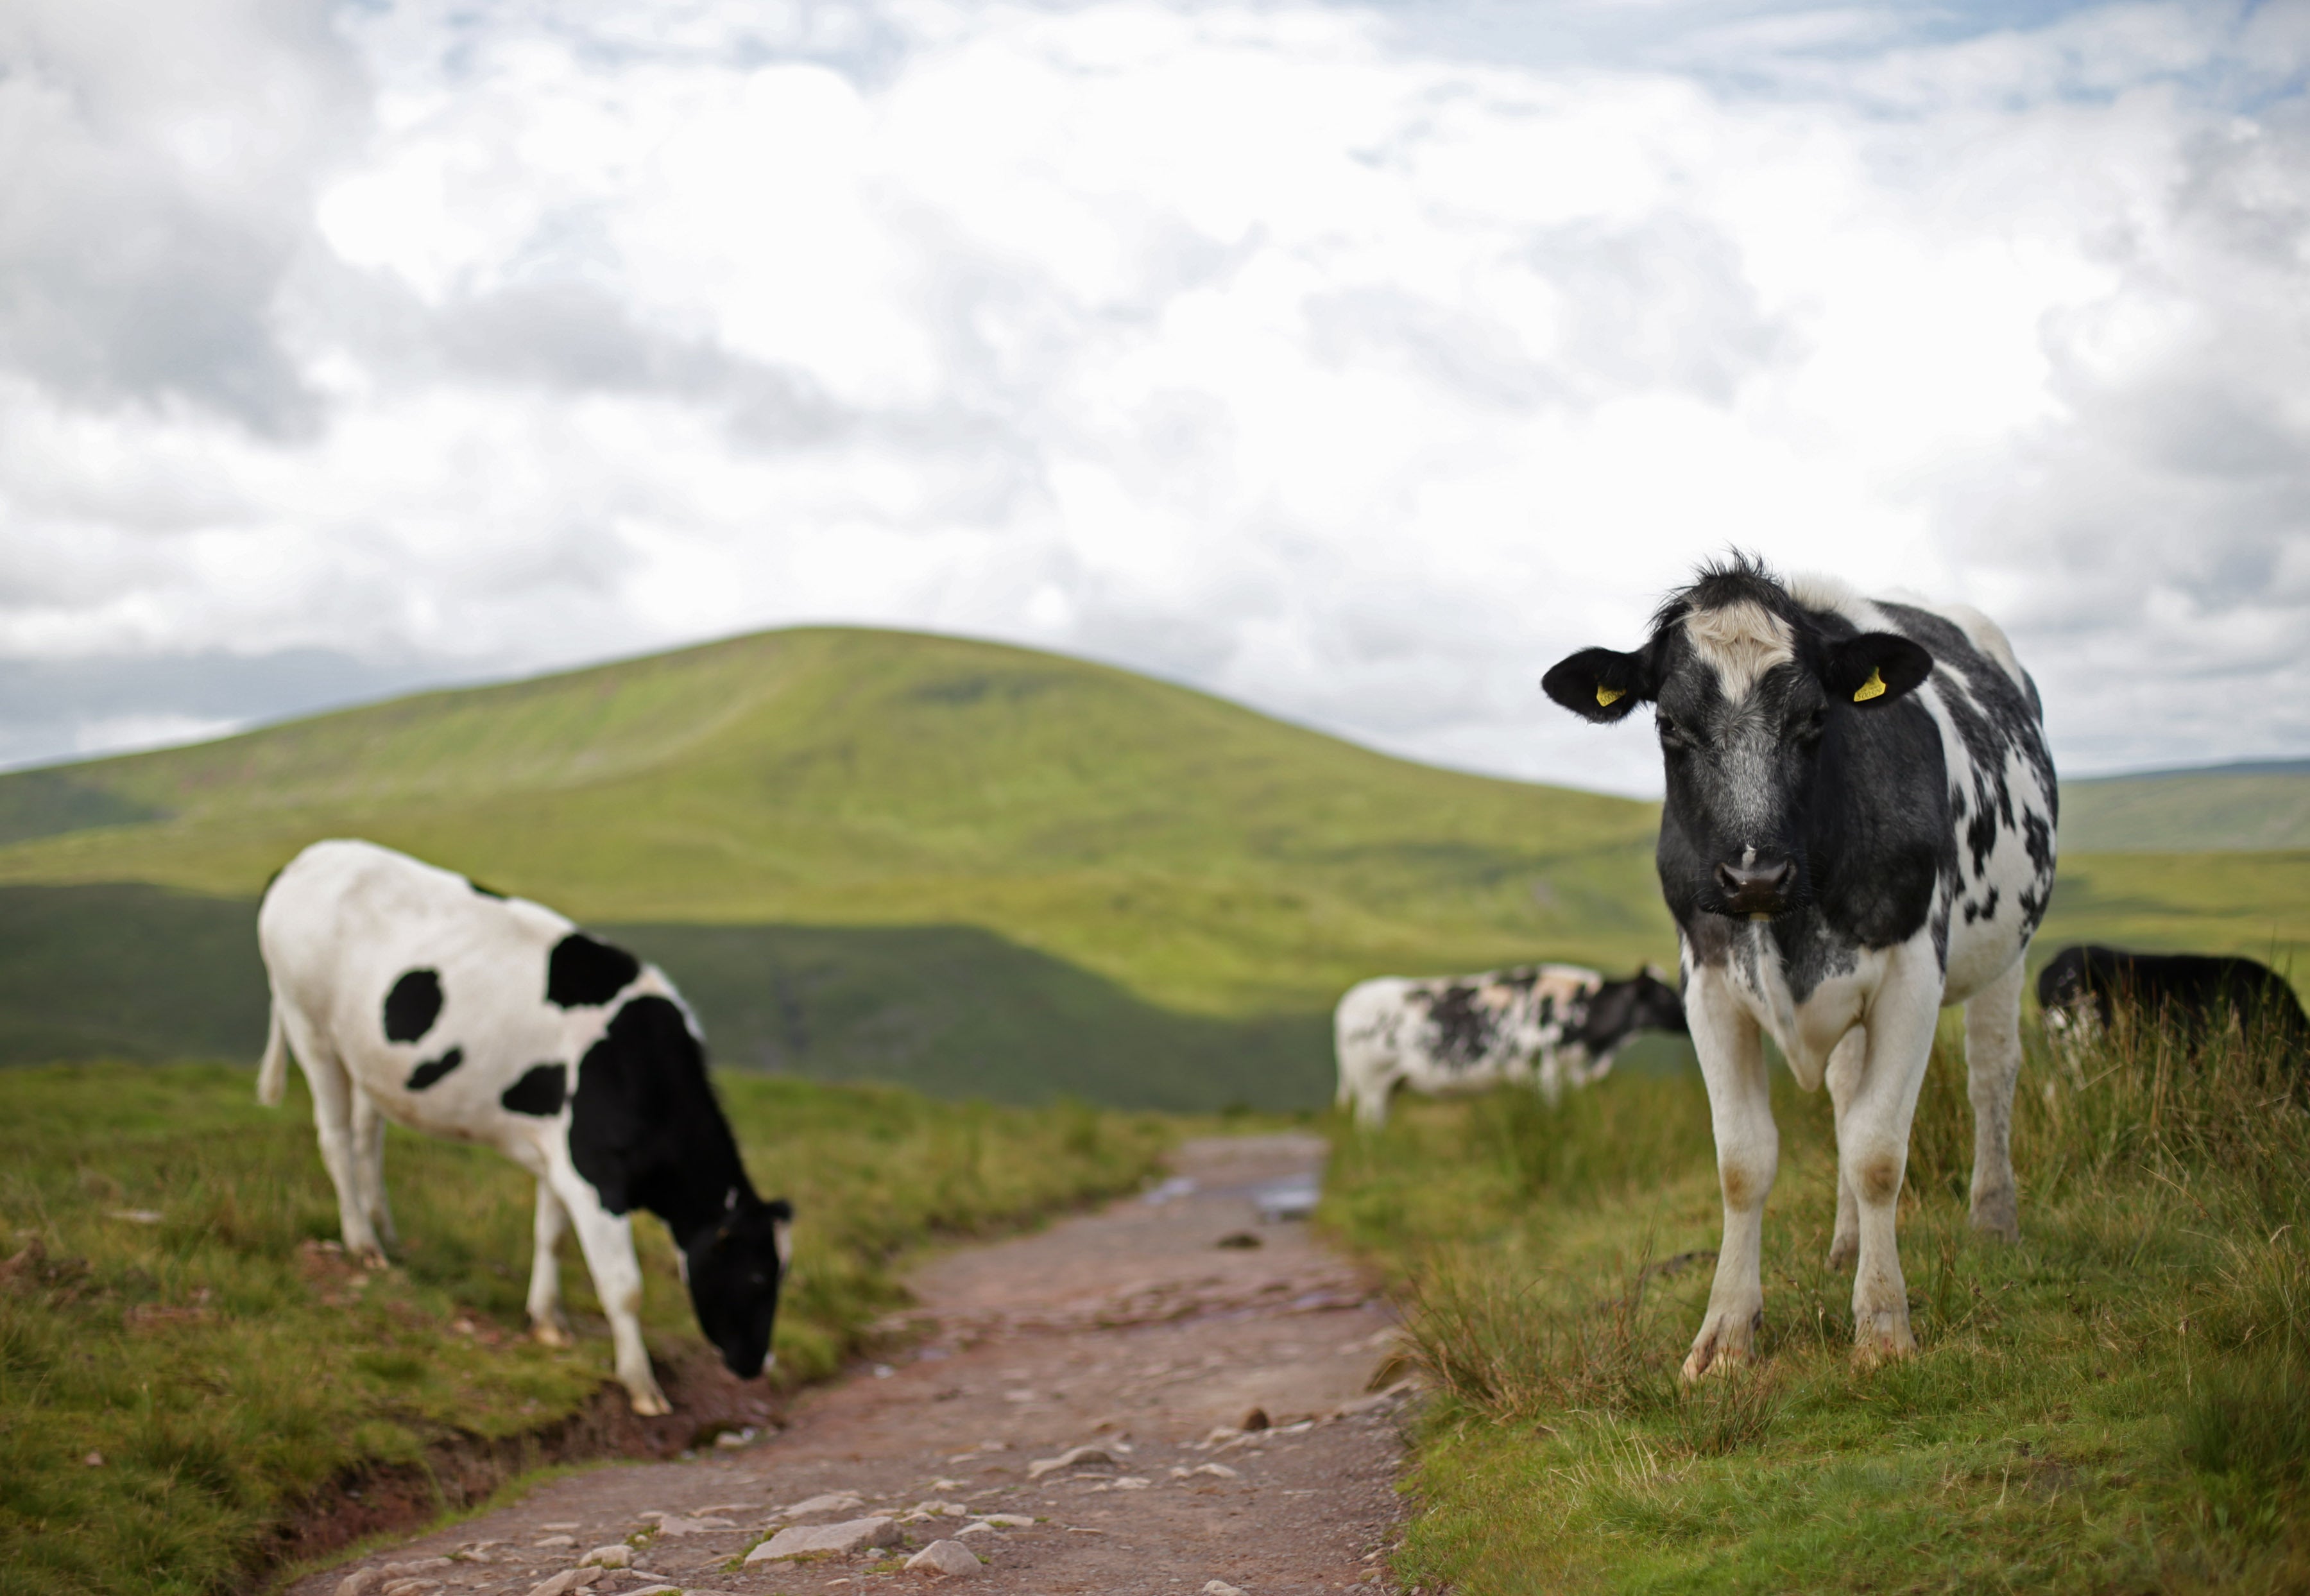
[
  {"x1": 0, "y1": 1060, "x2": 1168, "y2": 1594},
  {"x1": 1326, "y1": 1010, "x2": 2310, "y2": 1593}
]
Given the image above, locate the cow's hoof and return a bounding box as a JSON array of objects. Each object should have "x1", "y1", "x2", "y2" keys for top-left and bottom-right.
[
  {"x1": 1969, "y1": 1194, "x2": 2019, "y2": 1244},
  {"x1": 1851, "y1": 1315, "x2": 1916, "y2": 1369},
  {"x1": 628, "y1": 1387, "x2": 672, "y2": 1418},
  {"x1": 1679, "y1": 1307, "x2": 1760, "y2": 1383},
  {"x1": 355, "y1": 1246, "x2": 389, "y2": 1271},
  {"x1": 1826, "y1": 1234, "x2": 1858, "y2": 1271},
  {"x1": 530, "y1": 1321, "x2": 573, "y2": 1348}
]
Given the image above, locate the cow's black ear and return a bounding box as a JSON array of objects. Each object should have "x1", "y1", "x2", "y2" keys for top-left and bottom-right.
[
  {"x1": 1824, "y1": 633, "x2": 1933, "y2": 708},
  {"x1": 1542, "y1": 648, "x2": 1651, "y2": 723}
]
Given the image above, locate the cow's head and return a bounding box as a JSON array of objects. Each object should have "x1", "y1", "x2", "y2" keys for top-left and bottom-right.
[
  {"x1": 1577, "y1": 965, "x2": 1688, "y2": 1056},
  {"x1": 1542, "y1": 555, "x2": 1933, "y2": 922},
  {"x1": 683, "y1": 1192, "x2": 794, "y2": 1381}
]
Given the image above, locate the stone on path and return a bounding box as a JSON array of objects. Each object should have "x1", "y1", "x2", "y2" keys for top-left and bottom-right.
[
  {"x1": 520, "y1": 1570, "x2": 603, "y2": 1596},
  {"x1": 578, "y1": 1545, "x2": 631, "y2": 1568},
  {"x1": 777, "y1": 1490, "x2": 865, "y2": 1519},
  {"x1": 1025, "y1": 1445, "x2": 1114, "y2": 1479},
  {"x1": 335, "y1": 1573, "x2": 382, "y2": 1596},
  {"x1": 905, "y1": 1540, "x2": 983, "y2": 1576},
  {"x1": 647, "y1": 1513, "x2": 734, "y2": 1535},
  {"x1": 745, "y1": 1516, "x2": 902, "y2": 1563},
  {"x1": 1204, "y1": 1583, "x2": 1248, "y2": 1596}
]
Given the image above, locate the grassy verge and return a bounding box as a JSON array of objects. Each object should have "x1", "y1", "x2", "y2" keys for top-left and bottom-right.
[
  {"x1": 1324, "y1": 1014, "x2": 2310, "y2": 1593},
  {"x1": 0, "y1": 1061, "x2": 1169, "y2": 1595}
]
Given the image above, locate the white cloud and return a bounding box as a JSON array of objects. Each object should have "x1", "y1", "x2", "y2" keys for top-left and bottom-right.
[{"x1": 0, "y1": 0, "x2": 2304, "y2": 788}]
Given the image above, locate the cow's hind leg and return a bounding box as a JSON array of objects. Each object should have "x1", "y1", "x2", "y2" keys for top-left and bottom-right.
[
  {"x1": 1824, "y1": 1028, "x2": 1868, "y2": 1271},
  {"x1": 350, "y1": 1087, "x2": 398, "y2": 1252},
  {"x1": 551, "y1": 1170, "x2": 671, "y2": 1416},
  {"x1": 1684, "y1": 970, "x2": 1776, "y2": 1382},
  {"x1": 289, "y1": 1031, "x2": 385, "y2": 1266},
  {"x1": 1963, "y1": 955, "x2": 2025, "y2": 1244},
  {"x1": 527, "y1": 1179, "x2": 574, "y2": 1347}
]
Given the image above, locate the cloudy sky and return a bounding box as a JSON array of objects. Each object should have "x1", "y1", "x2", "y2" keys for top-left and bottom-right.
[{"x1": 3, "y1": 0, "x2": 2306, "y2": 794}]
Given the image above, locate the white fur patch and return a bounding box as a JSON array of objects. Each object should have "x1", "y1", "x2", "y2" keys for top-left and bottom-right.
[{"x1": 1684, "y1": 601, "x2": 1794, "y2": 702}]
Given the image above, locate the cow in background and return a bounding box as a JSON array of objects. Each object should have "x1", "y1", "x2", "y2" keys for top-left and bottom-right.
[
  {"x1": 2039, "y1": 945, "x2": 2308, "y2": 1061},
  {"x1": 258, "y1": 838, "x2": 792, "y2": 1415},
  {"x1": 1544, "y1": 554, "x2": 2056, "y2": 1375},
  {"x1": 1334, "y1": 963, "x2": 1686, "y2": 1127}
]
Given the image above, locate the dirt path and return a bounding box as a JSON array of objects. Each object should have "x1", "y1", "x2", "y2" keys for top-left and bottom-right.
[{"x1": 295, "y1": 1134, "x2": 1412, "y2": 1596}]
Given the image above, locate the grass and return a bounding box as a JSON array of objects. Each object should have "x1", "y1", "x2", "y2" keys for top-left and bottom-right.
[
  {"x1": 0, "y1": 626, "x2": 1673, "y2": 1018},
  {"x1": 2060, "y1": 769, "x2": 2310, "y2": 854},
  {"x1": 0, "y1": 1060, "x2": 1169, "y2": 1595},
  {"x1": 0, "y1": 884, "x2": 1331, "y2": 1108},
  {"x1": 1324, "y1": 1007, "x2": 2310, "y2": 1593}
]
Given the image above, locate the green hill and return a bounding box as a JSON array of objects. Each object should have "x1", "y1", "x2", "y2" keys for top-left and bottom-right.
[
  {"x1": 0, "y1": 627, "x2": 2301, "y2": 1104},
  {"x1": 2059, "y1": 761, "x2": 2310, "y2": 852},
  {"x1": 0, "y1": 628, "x2": 1669, "y2": 1105}
]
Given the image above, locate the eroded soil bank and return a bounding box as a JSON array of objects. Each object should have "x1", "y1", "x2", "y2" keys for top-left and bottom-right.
[{"x1": 290, "y1": 1134, "x2": 1411, "y2": 1596}]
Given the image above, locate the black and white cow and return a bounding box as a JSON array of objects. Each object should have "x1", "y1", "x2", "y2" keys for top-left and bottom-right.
[
  {"x1": 1334, "y1": 963, "x2": 1686, "y2": 1127},
  {"x1": 257, "y1": 838, "x2": 792, "y2": 1414},
  {"x1": 2038, "y1": 945, "x2": 2309, "y2": 1060},
  {"x1": 1544, "y1": 555, "x2": 2056, "y2": 1375}
]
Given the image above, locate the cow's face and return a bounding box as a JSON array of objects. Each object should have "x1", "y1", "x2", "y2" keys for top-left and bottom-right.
[
  {"x1": 684, "y1": 1195, "x2": 794, "y2": 1380},
  {"x1": 1580, "y1": 966, "x2": 1688, "y2": 1051},
  {"x1": 1544, "y1": 570, "x2": 1932, "y2": 922}
]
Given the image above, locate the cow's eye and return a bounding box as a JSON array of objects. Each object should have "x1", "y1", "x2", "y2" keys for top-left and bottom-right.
[
  {"x1": 1796, "y1": 710, "x2": 1826, "y2": 745},
  {"x1": 1657, "y1": 714, "x2": 1691, "y2": 750}
]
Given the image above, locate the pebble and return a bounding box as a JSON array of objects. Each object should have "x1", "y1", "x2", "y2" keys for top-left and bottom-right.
[
  {"x1": 531, "y1": 1536, "x2": 577, "y2": 1549},
  {"x1": 905, "y1": 1540, "x2": 983, "y2": 1576},
  {"x1": 1025, "y1": 1445, "x2": 1113, "y2": 1479},
  {"x1": 977, "y1": 1514, "x2": 1035, "y2": 1528},
  {"x1": 520, "y1": 1570, "x2": 603, "y2": 1596},
  {"x1": 776, "y1": 1491, "x2": 865, "y2": 1520},
  {"x1": 381, "y1": 1583, "x2": 438, "y2": 1596},
  {"x1": 745, "y1": 1516, "x2": 902, "y2": 1563},
  {"x1": 1172, "y1": 1463, "x2": 1240, "y2": 1479},
  {"x1": 577, "y1": 1545, "x2": 631, "y2": 1568},
  {"x1": 1204, "y1": 1583, "x2": 1248, "y2": 1596},
  {"x1": 335, "y1": 1573, "x2": 384, "y2": 1596},
  {"x1": 649, "y1": 1514, "x2": 735, "y2": 1536}
]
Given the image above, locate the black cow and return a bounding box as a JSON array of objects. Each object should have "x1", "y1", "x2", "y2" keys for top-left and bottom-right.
[
  {"x1": 1545, "y1": 554, "x2": 2057, "y2": 1376},
  {"x1": 257, "y1": 838, "x2": 793, "y2": 1414},
  {"x1": 2038, "y1": 945, "x2": 2308, "y2": 1059}
]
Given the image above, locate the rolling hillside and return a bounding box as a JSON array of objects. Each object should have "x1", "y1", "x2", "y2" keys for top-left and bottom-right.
[
  {"x1": 2058, "y1": 760, "x2": 2310, "y2": 852},
  {"x1": 0, "y1": 627, "x2": 2301, "y2": 1105},
  {"x1": 0, "y1": 628, "x2": 1670, "y2": 1106}
]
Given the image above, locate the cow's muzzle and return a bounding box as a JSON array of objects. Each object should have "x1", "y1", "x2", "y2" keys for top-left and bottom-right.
[{"x1": 1714, "y1": 857, "x2": 1795, "y2": 918}]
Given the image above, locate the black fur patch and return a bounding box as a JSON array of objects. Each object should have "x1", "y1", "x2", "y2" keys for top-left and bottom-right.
[
  {"x1": 501, "y1": 1063, "x2": 569, "y2": 1117},
  {"x1": 406, "y1": 1047, "x2": 464, "y2": 1091},
  {"x1": 570, "y1": 995, "x2": 742, "y2": 1225},
  {"x1": 382, "y1": 968, "x2": 444, "y2": 1044},
  {"x1": 547, "y1": 933, "x2": 640, "y2": 1008}
]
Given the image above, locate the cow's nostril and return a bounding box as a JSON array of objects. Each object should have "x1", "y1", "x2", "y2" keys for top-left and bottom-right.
[{"x1": 1716, "y1": 857, "x2": 1793, "y2": 908}]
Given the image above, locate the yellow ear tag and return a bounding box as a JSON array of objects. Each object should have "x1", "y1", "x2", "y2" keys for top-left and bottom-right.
[
  {"x1": 1596, "y1": 684, "x2": 1625, "y2": 708},
  {"x1": 1852, "y1": 667, "x2": 1887, "y2": 703}
]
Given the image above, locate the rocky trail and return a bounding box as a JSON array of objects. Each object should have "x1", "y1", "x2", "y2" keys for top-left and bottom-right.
[{"x1": 298, "y1": 1134, "x2": 1414, "y2": 1596}]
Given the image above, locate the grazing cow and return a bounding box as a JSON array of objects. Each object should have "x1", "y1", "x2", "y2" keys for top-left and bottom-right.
[
  {"x1": 1334, "y1": 963, "x2": 1686, "y2": 1127},
  {"x1": 256, "y1": 839, "x2": 792, "y2": 1415},
  {"x1": 1544, "y1": 555, "x2": 2057, "y2": 1375},
  {"x1": 2038, "y1": 945, "x2": 2308, "y2": 1059}
]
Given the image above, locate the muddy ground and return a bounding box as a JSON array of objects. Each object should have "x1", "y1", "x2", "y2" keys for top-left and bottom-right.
[{"x1": 289, "y1": 1133, "x2": 1414, "y2": 1596}]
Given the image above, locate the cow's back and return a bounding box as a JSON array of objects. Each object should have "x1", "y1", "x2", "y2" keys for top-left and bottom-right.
[{"x1": 259, "y1": 840, "x2": 599, "y2": 1140}]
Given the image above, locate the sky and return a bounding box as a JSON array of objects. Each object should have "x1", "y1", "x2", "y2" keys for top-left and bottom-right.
[{"x1": 1, "y1": 0, "x2": 2306, "y2": 795}]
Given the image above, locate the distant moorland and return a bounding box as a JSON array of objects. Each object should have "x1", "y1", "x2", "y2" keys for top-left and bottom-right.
[{"x1": 0, "y1": 627, "x2": 2300, "y2": 1105}]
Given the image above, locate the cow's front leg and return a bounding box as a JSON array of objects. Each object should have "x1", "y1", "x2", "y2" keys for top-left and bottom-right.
[
  {"x1": 527, "y1": 1179, "x2": 574, "y2": 1347},
  {"x1": 551, "y1": 1172, "x2": 671, "y2": 1416},
  {"x1": 350, "y1": 1087, "x2": 398, "y2": 1252},
  {"x1": 1962, "y1": 955, "x2": 2025, "y2": 1244},
  {"x1": 1823, "y1": 1028, "x2": 1868, "y2": 1270},
  {"x1": 1844, "y1": 946, "x2": 1942, "y2": 1364},
  {"x1": 1684, "y1": 970, "x2": 1775, "y2": 1382}
]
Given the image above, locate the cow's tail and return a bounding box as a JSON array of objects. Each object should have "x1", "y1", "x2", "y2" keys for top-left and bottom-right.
[{"x1": 257, "y1": 998, "x2": 290, "y2": 1106}]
